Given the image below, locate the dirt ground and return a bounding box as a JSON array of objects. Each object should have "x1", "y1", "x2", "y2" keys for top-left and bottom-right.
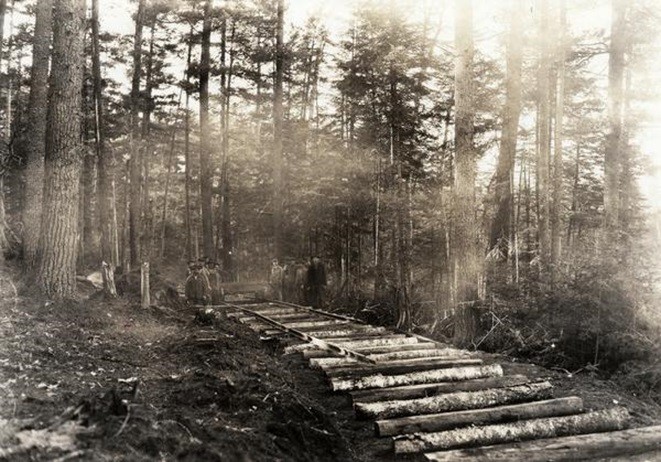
[
  {"x1": 0, "y1": 266, "x2": 384, "y2": 461},
  {"x1": 1, "y1": 264, "x2": 660, "y2": 461}
]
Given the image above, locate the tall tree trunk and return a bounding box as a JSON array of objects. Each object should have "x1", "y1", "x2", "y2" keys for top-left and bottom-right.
[
  {"x1": 0, "y1": 0, "x2": 7, "y2": 263},
  {"x1": 619, "y1": 65, "x2": 633, "y2": 238},
  {"x1": 22, "y1": 0, "x2": 51, "y2": 268},
  {"x1": 567, "y1": 143, "x2": 580, "y2": 253},
  {"x1": 551, "y1": 0, "x2": 566, "y2": 266},
  {"x1": 93, "y1": 0, "x2": 116, "y2": 267},
  {"x1": 489, "y1": 0, "x2": 523, "y2": 262},
  {"x1": 272, "y1": 0, "x2": 284, "y2": 259},
  {"x1": 128, "y1": 0, "x2": 145, "y2": 269},
  {"x1": 604, "y1": 0, "x2": 626, "y2": 242},
  {"x1": 81, "y1": 148, "x2": 95, "y2": 267},
  {"x1": 160, "y1": 131, "x2": 175, "y2": 259},
  {"x1": 537, "y1": 0, "x2": 552, "y2": 273},
  {"x1": 5, "y1": 0, "x2": 13, "y2": 141},
  {"x1": 184, "y1": 26, "x2": 193, "y2": 260},
  {"x1": 220, "y1": 20, "x2": 235, "y2": 278},
  {"x1": 37, "y1": 0, "x2": 86, "y2": 299},
  {"x1": 199, "y1": 0, "x2": 214, "y2": 260},
  {"x1": 452, "y1": 0, "x2": 479, "y2": 345},
  {"x1": 141, "y1": 16, "x2": 156, "y2": 262}
]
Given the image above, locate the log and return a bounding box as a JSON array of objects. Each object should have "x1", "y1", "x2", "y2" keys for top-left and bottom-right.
[
  {"x1": 377, "y1": 396, "x2": 583, "y2": 436},
  {"x1": 267, "y1": 299, "x2": 366, "y2": 324},
  {"x1": 423, "y1": 425, "x2": 661, "y2": 461},
  {"x1": 293, "y1": 322, "x2": 354, "y2": 333},
  {"x1": 310, "y1": 327, "x2": 387, "y2": 339},
  {"x1": 283, "y1": 319, "x2": 347, "y2": 329},
  {"x1": 285, "y1": 335, "x2": 417, "y2": 354},
  {"x1": 303, "y1": 342, "x2": 438, "y2": 359},
  {"x1": 224, "y1": 302, "x2": 376, "y2": 364},
  {"x1": 304, "y1": 333, "x2": 408, "y2": 343},
  {"x1": 310, "y1": 348, "x2": 468, "y2": 368},
  {"x1": 264, "y1": 312, "x2": 321, "y2": 321},
  {"x1": 323, "y1": 358, "x2": 484, "y2": 379},
  {"x1": 351, "y1": 375, "x2": 533, "y2": 404},
  {"x1": 355, "y1": 381, "x2": 553, "y2": 420},
  {"x1": 395, "y1": 406, "x2": 630, "y2": 454},
  {"x1": 331, "y1": 364, "x2": 503, "y2": 392}
]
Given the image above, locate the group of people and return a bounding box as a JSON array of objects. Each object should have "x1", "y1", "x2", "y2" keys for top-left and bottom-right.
[
  {"x1": 269, "y1": 256, "x2": 327, "y2": 308},
  {"x1": 184, "y1": 258, "x2": 227, "y2": 305}
]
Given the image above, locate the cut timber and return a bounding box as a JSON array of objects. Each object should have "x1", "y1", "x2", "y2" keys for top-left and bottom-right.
[
  {"x1": 310, "y1": 348, "x2": 468, "y2": 368},
  {"x1": 351, "y1": 375, "x2": 532, "y2": 404},
  {"x1": 377, "y1": 396, "x2": 583, "y2": 436},
  {"x1": 323, "y1": 358, "x2": 483, "y2": 379},
  {"x1": 285, "y1": 336, "x2": 417, "y2": 354},
  {"x1": 264, "y1": 313, "x2": 322, "y2": 321},
  {"x1": 355, "y1": 381, "x2": 553, "y2": 420},
  {"x1": 395, "y1": 406, "x2": 630, "y2": 454},
  {"x1": 423, "y1": 425, "x2": 661, "y2": 461},
  {"x1": 225, "y1": 302, "x2": 376, "y2": 364},
  {"x1": 310, "y1": 327, "x2": 387, "y2": 339},
  {"x1": 294, "y1": 322, "x2": 354, "y2": 333},
  {"x1": 267, "y1": 299, "x2": 366, "y2": 324},
  {"x1": 303, "y1": 342, "x2": 437, "y2": 359},
  {"x1": 283, "y1": 319, "x2": 347, "y2": 329},
  {"x1": 305, "y1": 333, "x2": 408, "y2": 343},
  {"x1": 331, "y1": 364, "x2": 503, "y2": 392},
  {"x1": 242, "y1": 307, "x2": 301, "y2": 316}
]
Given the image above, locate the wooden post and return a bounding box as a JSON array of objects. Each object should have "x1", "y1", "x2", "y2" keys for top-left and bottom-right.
[
  {"x1": 141, "y1": 261, "x2": 150, "y2": 308},
  {"x1": 101, "y1": 261, "x2": 117, "y2": 298}
]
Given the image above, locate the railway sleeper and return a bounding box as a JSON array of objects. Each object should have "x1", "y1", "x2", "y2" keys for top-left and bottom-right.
[
  {"x1": 350, "y1": 374, "x2": 533, "y2": 404},
  {"x1": 376, "y1": 396, "x2": 584, "y2": 436},
  {"x1": 322, "y1": 357, "x2": 484, "y2": 379},
  {"x1": 422, "y1": 425, "x2": 661, "y2": 462},
  {"x1": 394, "y1": 406, "x2": 630, "y2": 454},
  {"x1": 354, "y1": 380, "x2": 554, "y2": 420},
  {"x1": 331, "y1": 364, "x2": 504, "y2": 392}
]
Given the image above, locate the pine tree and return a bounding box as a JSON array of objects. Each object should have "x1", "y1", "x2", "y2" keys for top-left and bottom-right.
[{"x1": 37, "y1": 0, "x2": 86, "y2": 299}]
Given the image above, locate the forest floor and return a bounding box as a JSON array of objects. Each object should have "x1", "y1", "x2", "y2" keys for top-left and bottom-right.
[{"x1": 1, "y1": 263, "x2": 661, "y2": 461}]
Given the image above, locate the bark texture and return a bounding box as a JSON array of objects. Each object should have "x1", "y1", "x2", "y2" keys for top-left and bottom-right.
[
  {"x1": 199, "y1": 1, "x2": 214, "y2": 260},
  {"x1": 377, "y1": 396, "x2": 583, "y2": 436},
  {"x1": 355, "y1": 381, "x2": 553, "y2": 420},
  {"x1": 22, "y1": 0, "x2": 52, "y2": 268},
  {"x1": 330, "y1": 364, "x2": 503, "y2": 392},
  {"x1": 38, "y1": 0, "x2": 86, "y2": 299},
  {"x1": 489, "y1": 0, "x2": 523, "y2": 259},
  {"x1": 129, "y1": 0, "x2": 145, "y2": 268},
  {"x1": 424, "y1": 425, "x2": 661, "y2": 462},
  {"x1": 272, "y1": 0, "x2": 284, "y2": 259},
  {"x1": 395, "y1": 406, "x2": 629, "y2": 454},
  {"x1": 604, "y1": 0, "x2": 626, "y2": 238},
  {"x1": 452, "y1": 0, "x2": 480, "y2": 345}
]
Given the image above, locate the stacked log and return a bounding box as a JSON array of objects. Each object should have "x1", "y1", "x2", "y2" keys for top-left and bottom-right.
[{"x1": 394, "y1": 407, "x2": 630, "y2": 454}]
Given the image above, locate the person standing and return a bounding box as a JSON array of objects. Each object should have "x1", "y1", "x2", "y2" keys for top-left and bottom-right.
[
  {"x1": 305, "y1": 256, "x2": 326, "y2": 308},
  {"x1": 269, "y1": 258, "x2": 285, "y2": 300}
]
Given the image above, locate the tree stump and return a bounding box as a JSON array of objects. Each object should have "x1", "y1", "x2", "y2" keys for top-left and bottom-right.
[
  {"x1": 101, "y1": 261, "x2": 117, "y2": 298},
  {"x1": 140, "y1": 261, "x2": 150, "y2": 308}
]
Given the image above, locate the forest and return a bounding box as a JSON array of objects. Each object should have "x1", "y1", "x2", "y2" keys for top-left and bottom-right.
[{"x1": 1, "y1": 0, "x2": 661, "y2": 458}]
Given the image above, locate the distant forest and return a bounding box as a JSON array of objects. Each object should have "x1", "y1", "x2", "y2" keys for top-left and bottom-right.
[{"x1": 2, "y1": 0, "x2": 661, "y2": 380}]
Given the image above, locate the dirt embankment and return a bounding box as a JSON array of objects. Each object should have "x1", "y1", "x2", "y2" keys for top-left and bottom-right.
[{"x1": 0, "y1": 269, "x2": 376, "y2": 461}]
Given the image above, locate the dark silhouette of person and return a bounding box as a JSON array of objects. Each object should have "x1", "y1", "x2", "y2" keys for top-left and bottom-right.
[{"x1": 305, "y1": 256, "x2": 326, "y2": 308}]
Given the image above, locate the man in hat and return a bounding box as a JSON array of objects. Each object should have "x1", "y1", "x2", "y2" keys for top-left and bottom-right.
[
  {"x1": 305, "y1": 256, "x2": 326, "y2": 308},
  {"x1": 185, "y1": 260, "x2": 211, "y2": 306}
]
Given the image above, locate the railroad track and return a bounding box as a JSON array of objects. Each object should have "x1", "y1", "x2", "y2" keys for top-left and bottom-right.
[{"x1": 201, "y1": 299, "x2": 661, "y2": 461}]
